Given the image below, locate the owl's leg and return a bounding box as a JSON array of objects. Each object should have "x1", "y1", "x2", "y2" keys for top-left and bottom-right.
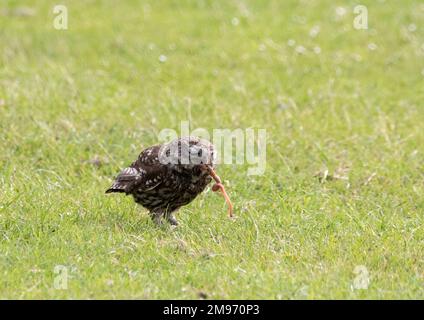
[
  {"x1": 164, "y1": 211, "x2": 179, "y2": 226},
  {"x1": 150, "y1": 211, "x2": 165, "y2": 225}
]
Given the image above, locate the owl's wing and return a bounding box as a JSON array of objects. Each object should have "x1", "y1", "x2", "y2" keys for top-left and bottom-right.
[
  {"x1": 105, "y1": 167, "x2": 142, "y2": 194},
  {"x1": 106, "y1": 145, "x2": 166, "y2": 194}
]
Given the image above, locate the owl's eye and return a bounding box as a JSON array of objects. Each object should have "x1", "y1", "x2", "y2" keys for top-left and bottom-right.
[{"x1": 197, "y1": 149, "x2": 203, "y2": 157}]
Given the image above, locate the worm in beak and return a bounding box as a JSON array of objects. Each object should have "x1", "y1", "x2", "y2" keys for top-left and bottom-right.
[{"x1": 205, "y1": 165, "x2": 233, "y2": 217}]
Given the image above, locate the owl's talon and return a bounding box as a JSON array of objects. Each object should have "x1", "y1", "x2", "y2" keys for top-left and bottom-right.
[
  {"x1": 152, "y1": 214, "x2": 164, "y2": 226},
  {"x1": 166, "y1": 214, "x2": 179, "y2": 226}
]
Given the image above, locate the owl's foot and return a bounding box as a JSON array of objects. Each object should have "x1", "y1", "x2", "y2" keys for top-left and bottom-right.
[
  {"x1": 165, "y1": 214, "x2": 179, "y2": 226},
  {"x1": 151, "y1": 212, "x2": 179, "y2": 227},
  {"x1": 152, "y1": 214, "x2": 164, "y2": 226}
]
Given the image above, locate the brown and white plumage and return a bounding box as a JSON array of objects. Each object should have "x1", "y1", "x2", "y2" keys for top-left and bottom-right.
[{"x1": 106, "y1": 136, "x2": 232, "y2": 225}]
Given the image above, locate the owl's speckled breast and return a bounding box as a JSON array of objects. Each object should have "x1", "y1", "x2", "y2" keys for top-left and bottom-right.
[{"x1": 133, "y1": 169, "x2": 212, "y2": 213}]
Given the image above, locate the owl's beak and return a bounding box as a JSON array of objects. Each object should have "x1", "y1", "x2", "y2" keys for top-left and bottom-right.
[{"x1": 205, "y1": 165, "x2": 234, "y2": 218}]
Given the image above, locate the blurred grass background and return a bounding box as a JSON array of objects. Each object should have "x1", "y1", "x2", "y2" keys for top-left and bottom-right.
[{"x1": 0, "y1": 0, "x2": 423, "y2": 298}]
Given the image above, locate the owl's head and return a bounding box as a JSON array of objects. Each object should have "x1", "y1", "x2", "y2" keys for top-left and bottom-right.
[{"x1": 158, "y1": 136, "x2": 216, "y2": 172}]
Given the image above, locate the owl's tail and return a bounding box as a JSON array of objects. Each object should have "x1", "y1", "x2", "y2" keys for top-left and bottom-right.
[{"x1": 106, "y1": 167, "x2": 140, "y2": 194}]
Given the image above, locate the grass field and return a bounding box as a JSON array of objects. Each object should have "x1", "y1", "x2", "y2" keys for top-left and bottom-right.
[{"x1": 0, "y1": 0, "x2": 423, "y2": 299}]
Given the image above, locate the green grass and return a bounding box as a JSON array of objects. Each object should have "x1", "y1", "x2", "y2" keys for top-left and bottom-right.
[{"x1": 1, "y1": 0, "x2": 423, "y2": 299}]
